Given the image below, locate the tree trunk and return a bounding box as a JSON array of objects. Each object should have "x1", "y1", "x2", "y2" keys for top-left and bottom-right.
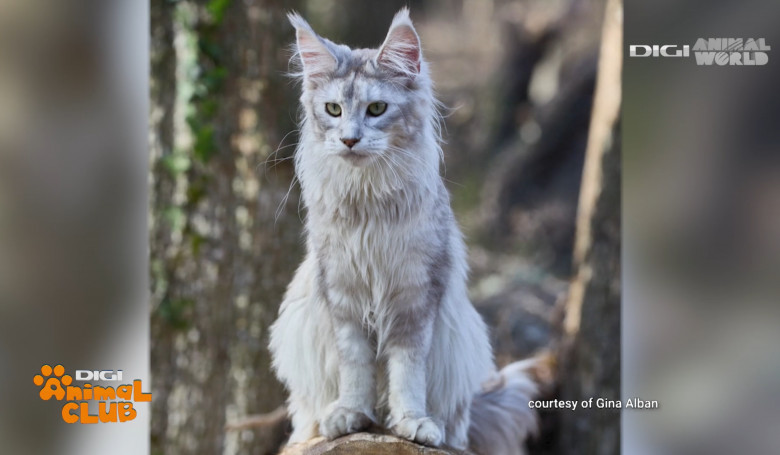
[
  {"x1": 556, "y1": 0, "x2": 622, "y2": 453},
  {"x1": 150, "y1": 1, "x2": 303, "y2": 453}
]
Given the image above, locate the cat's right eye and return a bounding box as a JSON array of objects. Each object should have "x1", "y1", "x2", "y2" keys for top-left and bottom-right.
[{"x1": 325, "y1": 103, "x2": 342, "y2": 117}]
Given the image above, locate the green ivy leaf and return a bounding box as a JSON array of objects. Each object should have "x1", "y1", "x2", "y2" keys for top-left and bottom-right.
[
  {"x1": 157, "y1": 298, "x2": 195, "y2": 330},
  {"x1": 206, "y1": 0, "x2": 233, "y2": 24},
  {"x1": 163, "y1": 206, "x2": 186, "y2": 232},
  {"x1": 161, "y1": 154, "x2": 191, "y2": 175}
]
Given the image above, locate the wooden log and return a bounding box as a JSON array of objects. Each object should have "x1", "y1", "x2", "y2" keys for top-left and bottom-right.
[{"x1": 280, "y1": 433, "x2": 462, "y2": 455}]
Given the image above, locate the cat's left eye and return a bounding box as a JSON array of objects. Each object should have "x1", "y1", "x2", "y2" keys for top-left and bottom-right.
[
  {"x1": 325, "y1": 103, "x2": 342, "y2": 117},
  {"x1": 367, "y1": 102, "x2": 387, "y2": 117}
]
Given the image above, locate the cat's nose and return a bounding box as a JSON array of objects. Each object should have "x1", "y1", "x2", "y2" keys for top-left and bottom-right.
[{"x1": 341, "y1": 137, "x2": 360, "y2": 148}]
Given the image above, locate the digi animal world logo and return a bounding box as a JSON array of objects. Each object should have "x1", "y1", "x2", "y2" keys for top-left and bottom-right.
[
  {"x1": 630, "y1": 38, "x2": 770, "y2": 66},
  {"x1": 33, "y1": 364, "x2": 151, "y2": 424}
]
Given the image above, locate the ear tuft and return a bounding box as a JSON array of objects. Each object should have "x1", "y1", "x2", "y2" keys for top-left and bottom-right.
[
  {"x1": 376, "y1": 8, "x2": 422, "y2": 77},
  {"x1": 288, "y1": 12, "x2": 337, "y2": 80}
]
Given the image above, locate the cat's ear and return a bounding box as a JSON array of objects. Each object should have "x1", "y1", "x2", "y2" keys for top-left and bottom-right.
[
  {"x1": 376, "y1": 8, "x2": 422, "y2": 77},
  {"x1": 288, "y1": 12, "x2": 337, "y2": 80}
]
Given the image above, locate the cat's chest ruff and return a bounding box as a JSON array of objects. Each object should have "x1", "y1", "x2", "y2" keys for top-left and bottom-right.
[
  {"x1": 324, "y1": 216, "x2": 415, "y2": 273},
  {"x1": 315, "y1": 207, "x2": 430, "y2": 297}
]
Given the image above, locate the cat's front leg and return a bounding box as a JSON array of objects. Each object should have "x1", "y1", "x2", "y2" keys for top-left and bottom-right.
[
  {"x1": 386, "y1": 294, "x2": 444, "y2": 447},
  {"x1": 320, "y1": 312, "x2": 376, "y2": 439}
]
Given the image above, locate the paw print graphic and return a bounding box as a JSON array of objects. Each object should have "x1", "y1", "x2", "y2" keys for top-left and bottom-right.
[{"x1": 33, "y1": 364, "x2": 72, "y2": 401}]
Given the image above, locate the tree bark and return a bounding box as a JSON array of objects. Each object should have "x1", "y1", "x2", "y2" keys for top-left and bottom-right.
[
  {"x1": 280, "y1": 433, "x2": 460, "y2": 455},
  {"x1": 556, "y1": 0, "x2": 622, "y2": 453},
  {"x1": 149, "y1": 0, "x2": 177, "y2": 449},
  {"x1": 150, "y1": 1, "x2": 304, "y2": 453}
]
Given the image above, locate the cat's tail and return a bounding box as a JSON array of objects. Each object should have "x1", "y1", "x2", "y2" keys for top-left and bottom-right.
[{"x1": 468, "y1": 356, "x2": 549, "y2": 455}]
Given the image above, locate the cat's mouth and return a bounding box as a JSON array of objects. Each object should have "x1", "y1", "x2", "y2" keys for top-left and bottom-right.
[{"x1": 339, "y1": 151, "x2": 374, "y2": 165}]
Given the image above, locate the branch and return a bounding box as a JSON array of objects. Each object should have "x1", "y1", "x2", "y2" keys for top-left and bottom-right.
[{"x1": 225, "y1": 405, "x2": 289, "y2": 431}]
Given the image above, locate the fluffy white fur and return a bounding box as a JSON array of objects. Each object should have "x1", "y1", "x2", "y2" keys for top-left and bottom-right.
[{"x1": 270, "y1": 8, "x2": 538, "y2": 454}]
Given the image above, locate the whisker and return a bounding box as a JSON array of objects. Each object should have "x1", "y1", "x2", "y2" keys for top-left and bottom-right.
[
  {"x1": 274, "y1": 173, "x2": 299, "y2": 227},
  {"x1": 260, "y1": 128, "x2": 301, "y2": 175},
  {"x1": 264, "y1": 148, "x2": 297, "y2": 173},
  {"x1": 441, "y1": 177, "x2": 463, "y2": 188}
]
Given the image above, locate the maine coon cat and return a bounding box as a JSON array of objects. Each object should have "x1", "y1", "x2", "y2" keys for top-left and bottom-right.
[{"x1": 269, "y1": 9, "x2": 538, "y2": 454}]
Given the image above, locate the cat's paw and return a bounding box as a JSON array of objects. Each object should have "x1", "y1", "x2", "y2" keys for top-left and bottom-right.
[
  {"x1": 392, "y1": 416, "x2": 443, "y2": 447},
  {"x1": 320, "y1": 406, "x2": 373, "y2": 439}
]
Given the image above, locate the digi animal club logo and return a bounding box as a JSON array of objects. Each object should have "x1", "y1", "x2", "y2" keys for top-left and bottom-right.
[
  {"x1": 630, "y1": 38, "x2": 770, "y2": 66},
  {"x1": 33, "y1": 364, "x2": 151, "y2": 423}
]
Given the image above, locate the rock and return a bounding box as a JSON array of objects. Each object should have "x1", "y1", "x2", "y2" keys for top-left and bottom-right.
[{"x1": 279, "y1": 433, "x2": 461, "y2": 455}]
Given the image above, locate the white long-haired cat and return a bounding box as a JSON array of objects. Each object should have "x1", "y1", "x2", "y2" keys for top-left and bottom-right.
[{"x1": 269, "y1": 8, "x2": 538, "y2": 454}]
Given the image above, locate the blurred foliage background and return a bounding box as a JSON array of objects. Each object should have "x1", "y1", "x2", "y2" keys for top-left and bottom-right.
[{"x1": 149, "y1": 0, "x2": 616, "y2": 453}]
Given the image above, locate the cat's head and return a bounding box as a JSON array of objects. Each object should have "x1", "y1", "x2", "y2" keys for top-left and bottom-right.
[{"x1": 289, "y1": 9, "x2": 440, "y2": 173}]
